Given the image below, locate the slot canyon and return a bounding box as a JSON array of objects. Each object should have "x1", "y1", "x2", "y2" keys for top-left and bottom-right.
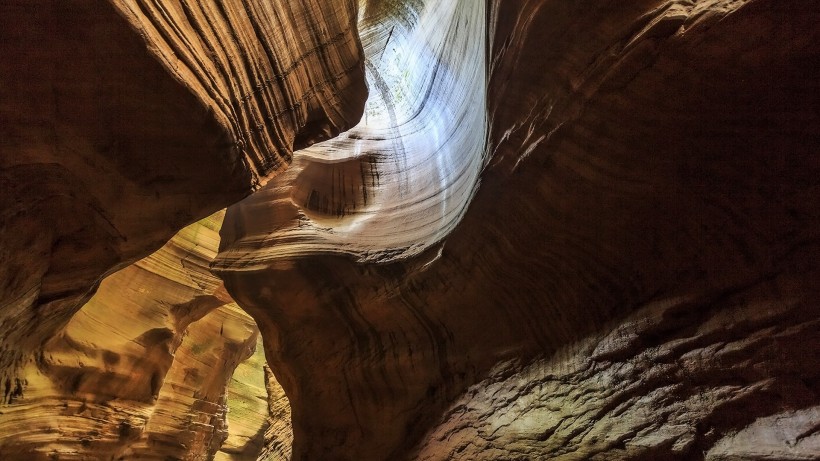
[{"x1": 1, "y1": 0, "x2": 819, "y2": 459}]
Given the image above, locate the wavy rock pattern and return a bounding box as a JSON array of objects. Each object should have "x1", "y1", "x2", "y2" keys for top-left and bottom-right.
[
  {"x1": 214, "y1": 1, "x2": 487, "y2": 458},
  {"x1": 256, "y1": 365, "x2": 294, "y2": 461},
  {"x1": 0, "y1": 214, "x2": 288, "y2": 460},
  {"x1": 214, "y1": 0, "x2": 820, "y2": 459},
  {"x1": 217, "y1": 335, "x2": 271, "y2": 461},
  {"x1": 121, "y1": 304, "x2": 261, "y2": 460},
  {"x1": 2, "y1": 0, "x2": 819, "y2": 460},
  {"x1": 216, "y1": 0, "x2": 487, "y2": 267},
  {"x1": 0, "y1": 0, "x2": 366, "y2": 388}
]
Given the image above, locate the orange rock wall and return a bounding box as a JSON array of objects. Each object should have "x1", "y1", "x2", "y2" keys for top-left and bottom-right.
[
  {"x1": 0, "y1": 0, "x2": 366, "y2": 390},
  {"x1": 215, "y1": 0, "x2": 820, "y2": 459},
  {"x1": 1, "y1": 1, "x2": 819, "y2": 460}
]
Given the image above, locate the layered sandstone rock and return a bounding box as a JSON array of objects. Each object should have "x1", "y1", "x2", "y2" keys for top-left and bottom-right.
[
  {"x1": 214, "y1": 1, "x2": 488, "y2": 458},
  {"x1": 0, "y1": 0, "x2": 366, "y2": 389},
  {"x1": 217, "y1": 336, "x2": 272, "y2": 461},
  {"x1": 1, "y1": 0, "x2": 819, "y2": 460},
  {"x1": 121, "y1": 304, "x2": 262, "y2": 460},
  {"x1": 216, "y1": 0, "x2": 487, "y2": 267},
  {"x1": 0, "y1": 213, "x2": 289, "y2": 460},
  {"x1": 214, "y1": 0, "x2": 820, "y2": 459}
]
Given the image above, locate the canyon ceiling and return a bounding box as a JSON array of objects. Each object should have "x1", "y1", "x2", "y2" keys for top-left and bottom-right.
[{"x1": 1, "y1": 0, "x2": 819, "y2": 460}]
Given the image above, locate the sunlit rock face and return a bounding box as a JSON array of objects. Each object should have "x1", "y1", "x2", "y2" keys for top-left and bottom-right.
[
  {"x1": 214, "y1": 0, "x2": 488, "y2": 458},
  {"x1": 217, "y1": 0, "x2": 487, "y2": 266},
  {"x1": 214, "y1": 0, "x2": 820, "y2": 459},
  {"x1": 1, "y1": 0, "x2": 819, "y2": 460},
  {"x1": 0, "y1": 213, "x2": 290, "y2": 460},
  {"x1": 0, "y1": 0, "x2": 366, "y2": 388}
]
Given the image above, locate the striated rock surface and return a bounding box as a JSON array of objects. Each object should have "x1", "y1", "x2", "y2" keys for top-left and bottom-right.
[
  {"x1": 0, "y1": 0, "x2": 366, "y2": 387},
  {"x1": 2, "y1": 0, "x2": 819, "y2": 459},
  {"x1": 215, "y1": 0, "x2": 488, "y2": 457},
  {"x1": 216, "y1": 335, "x2": 272, "y2": 461},
  {"x1": 217, "y1": 0, "x2": 487, "y2": 267},
  {"x1": 214, "y1": 336, "x2": 292, "y2": 461},
  {"x1": 120, "y1": 303, "x2": 261, "y2": 460},
  {"x1": 255, "y1": 365, "x2": 294, "y2": 461},
  {"x1": 0, "y1": 214, "x2": 289, "y2": 460},
  {"x1": 414, "y1": 271, "x2": 820, "y2": 459},
  {"x1": 214, "y1": 0, "x2": 820, "y2": 459}
]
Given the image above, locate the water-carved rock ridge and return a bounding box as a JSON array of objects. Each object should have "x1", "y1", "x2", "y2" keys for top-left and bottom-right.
[
  {"x1": 215, "y1": 0, "x2": 487, "y2": 267},
  {"x1": 0, "y1": 0, "x2": 366, "y2": 388},
  {"x1": 0, "y1": 211, "x2": 293, "y2": 459},
  {"x1": 2, "y1": 0, "x2": 819, "y2": 460}
]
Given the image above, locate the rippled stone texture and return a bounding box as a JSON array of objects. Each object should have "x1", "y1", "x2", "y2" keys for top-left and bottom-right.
[
  {"x1": 215, "y1": 0, "x2": 487, "y2": 458},
  {"x1": 215, "y1": 0, "x2": 820, "y2": 459},
  {"x1": 217, "y1": 0, "x2": 487, "y2": 267},
  {"x1": 0, "y1": 0, "x2": 366, "y2": 388},
  {"x1": 2, "y1": 0, "x2": 819, "y2": 459},
  {"x1": 0, "y1": 213, "x2": 289, "y2": 460}
]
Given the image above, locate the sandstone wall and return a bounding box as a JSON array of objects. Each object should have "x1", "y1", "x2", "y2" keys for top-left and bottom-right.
[{"x1": 215, "y1": 0, "x2": 820, "y2": 459}]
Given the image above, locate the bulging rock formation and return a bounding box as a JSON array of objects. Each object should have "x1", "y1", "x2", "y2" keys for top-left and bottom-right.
[
  {"x1": 0, "y1": 212, "x2": 292, "y2": 460},
  {"x1": 214, "y1": 0, "x2": 820, "y2": 459},
  {"x1": 0, "y1": 0, "x2": 366, "y2": 387},
  {"x1": 2, "y1": 0, "x2": 820, "y2": 460},
  {"x1": 217, "y1": 0, "x2": 487, "y2": 266}
]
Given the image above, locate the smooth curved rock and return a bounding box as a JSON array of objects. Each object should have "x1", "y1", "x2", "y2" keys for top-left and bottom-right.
[
  {"x1": 214, "y1": 0, "x2": 820, "y2": 459},
  {"x1": 216, "y1": 0, "x2": 487, "y2": 267},
  {"x1": 218, "y1": 336, "x2": 274, "y2": 461},
  {"x1": 2, "y1": 0, "x2": 819, "y2": 459},
  {"x1": 0, "y1": 0, "x2": 366, "y2": 388},
  {"x1": 215, "y1": 1, "x2": 487, "y2": 458},
  {"x1": 0, "y1": 213, "x2": 290, "y2": 460},
  {"x1": 119, "y1": 303, "x2": 261, "y2": 460}
]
